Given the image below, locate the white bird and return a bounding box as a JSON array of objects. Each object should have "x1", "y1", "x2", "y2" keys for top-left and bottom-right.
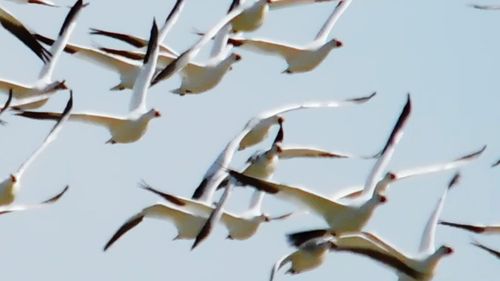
[
  {"x1": 5, "y1": 0, "x2": 57, "y2": 6},
  {"x1": 294, "y1": 173, "x2": 459, "y2": 281},
  {"x1": 0, "y1": 0, "x2": 86, "y2": 109},
  {"x1": 139, "y1": 182, "x2": 291, "y2": 241},
  {"x1": 103, "y1": 202, "x2": 207, "y2": 251},
  {"x1": 89, "y1": 0, "x2": 185, "y2": 57},
  {"x1": 103, "y1": 184, "x2": 290, "y2": 251},
  {"x1": 16, "y1": 21, "x2": 162, "y2": 144},
  {"x1": 151, "y1": 0, "x2": 263, "y2": 85},
  {"x1": 227, "y1": 0, "x2": 350, "y2": 73},
  {"x1": 0, "y1": 91, "x2": 72, "y2": 207},
  {"x1": 383, "y1": 172, "x2": 458, "y2": 281},
  {"x1": 227, "y1": 95, "x2": 412, "y2": 245},
  {"x1": 269, "y1": 233, "x2": 424, "y2": 280},
  {"x1": 0, "y1": 4, "x2": 51, "y2": 63},
  {"x1": 191, "y1": 92, "x2": 376, "y2": 203},
  {"x1": 471, "y1": 239, "x2": 500, "y2": 259}
]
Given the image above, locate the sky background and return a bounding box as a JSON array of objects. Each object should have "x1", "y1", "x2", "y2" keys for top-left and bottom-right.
[{"x1": 0, "y1": 0, "x2": 498, "y2": 280}]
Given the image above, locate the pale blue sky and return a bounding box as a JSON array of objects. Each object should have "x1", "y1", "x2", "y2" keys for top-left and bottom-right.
[{"x1": 0, "y1": 0, "x2": 498, "y2": 280}]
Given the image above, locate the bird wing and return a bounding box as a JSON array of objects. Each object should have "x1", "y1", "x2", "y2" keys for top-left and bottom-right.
[
  {"x1": 0, "y1": 5, "x2": 51, "y2": 63},
  {"x1": 14, "y1": 91, "x2": 73, "y2": 179},
  {"x1": 269, "y1": 252, "x2": 292, "y2": 281},
  {"x1": 258, "y1": 92, "x2": 376, "y2": 119},
  {"x1": 36, "y1": 34, "x2": 138, "y2": 76},
  {"x1": 129, "y1": 20, "x2": 159, "y2": 113},
  {"x1": 0, "y1": 79, "x2": 32, "y2": 94},
  {"x1": 393, "y1": 146, "x2": 486, "y2": 180},
  {"x1": 314, "y1": 0, "x2": 351, "y2": 42},
  {"x1": 418, "y1": 180, "x2": 455, "y2": 254},
  {"x1": 229, "y1": 37, "x2": 302, "y2": 59},
  {"x1": 269, "y1": 0, "x2": 334, "y2": 9},
  {"x1": 0, "y1": 185, "x2": 69, "y2": 215},
  {"x1": 469, "y1": 4, "x2": 500, "y2": 10},
  {"x1": 334, "y1": 232, "x2": 423, "y2": 279},
  {"x1": 158, "y1": 0, "x2": 185, "y2": 45},
  {"x1": 38, "y1": 0, "x2": 86, "y2": 82},
  {"x1": 228, "y1": 170, "x2": 347, "y2": 216},
  {"x1": 139, "y1": 181, "x2": 214, "y2": 216},
  {"x1": 238, "y1": 92, "x2": 376, "y2": 151},
  {"x1": 362, "y1": 94, "x2": 411, "y2": 197},
  {"x1": 279, "y1": 146, "x2": 360, "y2": 159},
  {"x1": 471, "y1": 239, "x2": 500, "y2": 259}
]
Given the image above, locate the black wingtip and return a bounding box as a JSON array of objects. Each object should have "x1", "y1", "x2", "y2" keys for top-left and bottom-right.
[
  {"x1": 456, "y1": 145, "x2": 487, "y2": 162},
  {"x1": 143, "y1": 19, "x2": 159, "y2": 65},
  {"x1": 191, "y1": 218, "x2": 212, "y2": 250},
  {"x1": 447, "y1": 172, "x2": 461, "y2": 189},
  {"x1": 0, "y1": 89, "x2": 14, "y2": 124},
  {"x1": 58, "y1": 0, "x2": 86, "y2": 36},
  {"x1": 139, "y1": 181, "x2": 186, "y2": 206},
  {"x1": 165, "y1": 0, "x2": 185, "y2": 24},
  {"x1": 42, "y1": 185, "x2": 70, "y2": 203},
  {"x1": 380, "y1": 94, "x2": 412, "y2": 154},
  {"x1": 348, "y1": 91, "x2": 376, "y2": 103},
  {"x1": 272, "y1": 122, "x2": 284, "y2": 145},
  {"x1": 103, "y1": 215, "x2": 144, "y2": 252}
]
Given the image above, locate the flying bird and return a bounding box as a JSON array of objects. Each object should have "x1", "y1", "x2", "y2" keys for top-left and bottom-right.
[
  {"x1": 228, "y1": 94, "x2": 411, "y2": 245},
  {"x1": 0, "y1": 91, "x2": 72, "y2": 207},
  {"x1": 191, "y1": 92, "x2": 376, "y2": 204},
  {"x1": 227, "y1": 0, "x2": 350, "y2": 73},
  {"x1": 16, "y1": 20, "x2": 161, "y2": 144},
  {"x1": 0, "y1": 0, "x2": 86, "y2": 109}
]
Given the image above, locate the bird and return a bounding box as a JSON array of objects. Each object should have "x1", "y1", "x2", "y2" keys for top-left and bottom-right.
[
  {"x1": 227, "y1": 94, "x2": 412, "y2": 244},
  {"x1": 139, "y1": 182, "x2": 291, "y2": 241},
  {"x1": 103, "y1": 183, "x2": 290, "y2": 251},
  {"x1": 5, "y1": 0, "x2": 57, "y2": 6},
  {"x1": 269, "y1": 232, "x2": 424, "y2": 280},
  {"x1": 0, "y1": 91, "x2": 72, "y2": 207},
  {"x1": 227, "y1": 0, "x2": 350, "y2": 73},
  {"x1": 151, "y1": 0, "x2": 262, "y2": 85},
  {"x1": 191, "y1": 92, "x2": 376, "y2": 204},
  {"x1": 326, "y1": 173, "x2": 460, "y2": 281},
  {"x1": 439, "y1": 221, "x2": 500, "y2": 234},
  {"x1": 103, "y1": 202, "x2": 207, "y2": 251},
  {"x1": 471, "y1": 239, "x2": 500, "y2": 259},
  {"x1": 0, "y1": 0, "x2": 86, "y2": 109},
  {"x1": 0, "y1": 4, "x2": 51, "y2": 63},
  {"x1": 15, "y1": 20, "x2": 161, "y2": 144},
  {"x1": 89, "y1": 0, "x2": 185, "y2": 57}
]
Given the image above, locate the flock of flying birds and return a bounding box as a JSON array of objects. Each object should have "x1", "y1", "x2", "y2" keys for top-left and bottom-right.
[{"x1": 0, "y1": 0, "x2": 498, "y2": 280}]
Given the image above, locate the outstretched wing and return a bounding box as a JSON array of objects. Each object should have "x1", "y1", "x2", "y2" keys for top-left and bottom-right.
[
  {"x1": 14, "y1": 91, "x2": 73, "y2": 179},
  {"x1": 0, "y1": 5, "x2": 51, "y2": 63},
  {"x1": 38, "y1": 0, "x2": 86, "y2": 82}
]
